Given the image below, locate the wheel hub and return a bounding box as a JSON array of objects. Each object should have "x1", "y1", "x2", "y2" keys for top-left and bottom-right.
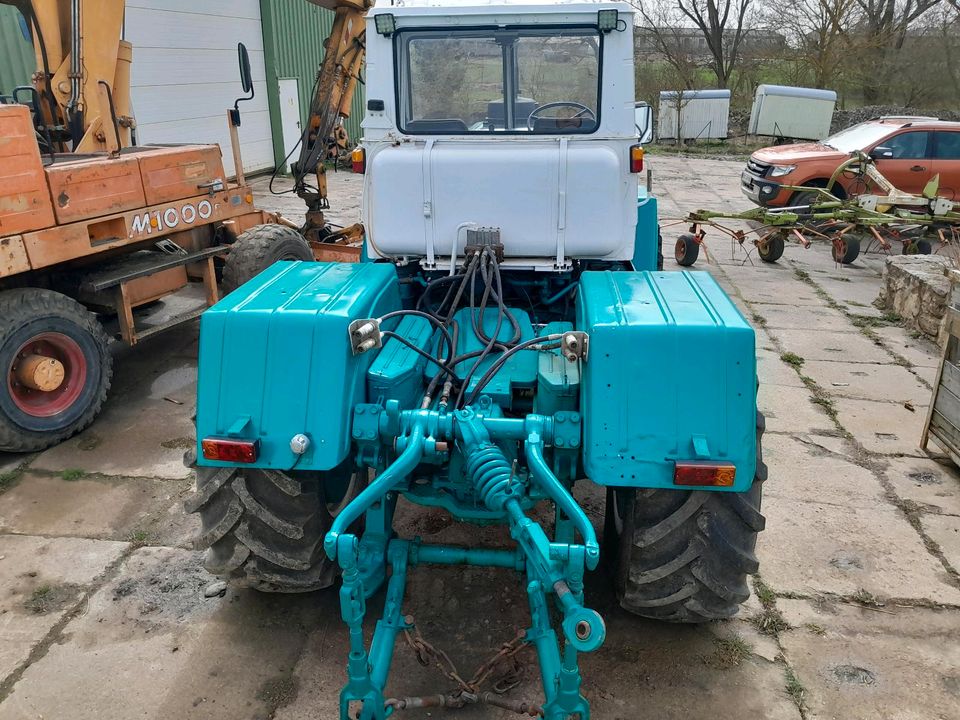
[
  {"x1": 7, "y1": 333, "x2": 87, "y2": 418},
  {"x1": 15, "y1": 354, "x2": 66, "y2": 391}
]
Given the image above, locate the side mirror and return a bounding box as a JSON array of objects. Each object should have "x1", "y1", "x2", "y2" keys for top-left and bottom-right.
[
  {"x1": 238, "y1": 43, "x2": 253, "y2": 95},
  {"x1": 870, "y1": 146, "x2": 893, "y2": 160},
  {"x1": 231, "y1": 42, "x2": 255, "y2": 126},
  {"x1": 635, "y1": 104, "x2": 653, "y2": 145}
]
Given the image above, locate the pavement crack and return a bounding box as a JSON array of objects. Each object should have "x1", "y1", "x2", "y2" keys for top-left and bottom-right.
[
  {"x1": 713, "y1": 257, "x2": 960, "y2": 592},
  {"x1": 0, "y1": 543, "x2": 137, "y2": 702}
]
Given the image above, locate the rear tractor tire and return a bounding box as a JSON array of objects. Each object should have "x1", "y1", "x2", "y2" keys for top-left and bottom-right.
[
  {"x1": 0, "y1": 289, "x2": 112, "y2": 452},
  {"x1": 221, "y1": 223, "x2": 313, "y2": 295},
  {"x1": 675, "y1": 233, "x2": 700, "y2": 267},
  {"x1": 605, "y1": 412, "x2": 767, "y2": 622},
  {"x1": 185, "y1": 457, "x2": 362, "y2": 592}
]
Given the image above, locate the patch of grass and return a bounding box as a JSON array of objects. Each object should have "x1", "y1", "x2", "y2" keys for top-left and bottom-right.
[
  {"x1": 704, "y1": 634, "x2": 753, "y2": 669},
  {"x1": 784, "y1": 667, "x2": 807, "y2": 711},
  {"x1": 752, "y1": 313, "x2": 768, "y2": 327},
  {"x1": 752, "y1": 607, "x2": 790, "y2": 636},
  {"x1": 850, "y1": 312, "x2": 901, "y2": 329},
  {"x1": 793, "y1": 269, "x2": 811, "y2": 282},
  {"x1": 25, "y1": 585, "x2": 52, "y2": 613},
  {"x1": 127, "y1": 529, "x2": 153, "y2": 548},
  {"x1": 780, "y1": 352, "x2": 804, "y2": 368},
  {"x1": 23, "y1": 583, "x2": 80, "y2": 614},
  {"x1": 805, "y1": 623, "x2": 826, "y2": 636},
  {"x1": 752, "y1": 576, "x2": 777, "y2": 608},
  {"x1": 60, "y1": 468, "x2": 86, "y2": 481},
  {"x1": 852, "y1": 588, "x2": 884, "y2": 608},
  {"x1": 0, "y1": 469, "x2": 22, "y2": 495}
]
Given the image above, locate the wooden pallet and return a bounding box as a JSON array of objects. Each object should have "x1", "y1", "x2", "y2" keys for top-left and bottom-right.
[{"x1": 922, "y1": 304, "x2": 960, "y2": 465}]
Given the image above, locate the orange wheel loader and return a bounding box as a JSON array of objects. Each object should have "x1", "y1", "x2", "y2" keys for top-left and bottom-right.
[{"x1": 0, "y1": 0, "x2": 315, "y2": 452}]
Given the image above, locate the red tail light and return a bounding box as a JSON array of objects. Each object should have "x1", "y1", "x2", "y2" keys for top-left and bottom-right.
[
  {"x1": 352, "y1": 147, "x2": 366, "y2": 174},
  {"x1": 674, "y1": 462, "x2": 736, "y2": 487},
  {"x1": 201, "y1": 438, "x2": 259, "y2": 463},
  {"x1": 629, "y1": 144, "x2": 644, "y2": 173}
]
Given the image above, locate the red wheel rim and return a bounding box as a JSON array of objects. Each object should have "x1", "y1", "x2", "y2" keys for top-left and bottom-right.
[{"x1": 7, "y1": 333, "x2": 87, "y2": 418}]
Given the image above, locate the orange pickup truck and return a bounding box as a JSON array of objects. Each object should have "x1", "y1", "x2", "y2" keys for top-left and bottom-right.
[{"x1": 741, "y1": 117, "x2": 960, "y2": 207}]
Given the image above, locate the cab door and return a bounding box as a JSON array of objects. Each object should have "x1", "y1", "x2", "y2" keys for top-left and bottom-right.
[
  {"x1": 870, "y1": 130, "x2": 932, "y2": 194},
  {"x1": 932, "y1": 130, "x2": 960, "y2": 201}
]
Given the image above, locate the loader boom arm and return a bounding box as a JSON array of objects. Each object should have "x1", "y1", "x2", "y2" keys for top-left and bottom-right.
[
  {"x1": 5, "y1": 0, "x2": 132, "y2": 153},
  {"x1": 293, "y1": 0, "x2": 372, "y2": 243}
]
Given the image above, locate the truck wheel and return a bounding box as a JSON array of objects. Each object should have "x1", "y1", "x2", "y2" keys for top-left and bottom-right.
[
  {"x1": 605, "y1": 412, "x2": 767, "y2": 623},
  {"x1": 675, "y1": 234, "x2": 699, "y2": 267},
  {"x1": 657, "y1": 231, "x2": 664, "y2": 271},
  {"x1": 0, "y1": 289, "x2": 112, "y2": 452},
  {"x1": 757, "y1": 235, "x2": 785, "y2": 263},
  {"x1": 832, "y1": 236, "x2": 860, "y2": 264},
  {"x1": 185, "y1": 458, "x2": 362, "y2": 592},
  {"x1": 221, "y1": 224, "x2": 313, "y2": 295}
]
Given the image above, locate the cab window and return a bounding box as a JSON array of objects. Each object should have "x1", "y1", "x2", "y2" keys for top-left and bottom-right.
[
  {"x1": 933, "y1": 131, "x2": 960, "y2": 160},
  {"x1": 881, "y1": 131, "x2": 930, "y2": 159},
  {"x1": 398, "y1": 27, "x2": 601, "y2": 134}
]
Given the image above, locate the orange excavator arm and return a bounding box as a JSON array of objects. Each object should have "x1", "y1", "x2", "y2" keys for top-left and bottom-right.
[
  {"x1": 293, "y1": 0, "x2": 372, "y2": 243},
  {"x1": 5, "y1": 0, "x2": 133, "y2": 153}
]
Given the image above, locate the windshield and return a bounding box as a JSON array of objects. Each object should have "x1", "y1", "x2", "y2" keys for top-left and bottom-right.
[
  {"x1": 397, "y1": 27, "x2": 601, "y2": 134},
  {"x1": 824, "y1": 123, "x2": 895, "y2": 152}
]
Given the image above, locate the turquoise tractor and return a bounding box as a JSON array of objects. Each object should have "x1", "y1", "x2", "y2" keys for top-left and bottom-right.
[{"x1": 187, "y1": 3, "x2": 766, "y2": 718}]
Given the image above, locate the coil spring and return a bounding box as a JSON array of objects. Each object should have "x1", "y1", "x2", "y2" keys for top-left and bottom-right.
[{"x1": 464, "y1": 442, "x2": 513, "y2": 511}]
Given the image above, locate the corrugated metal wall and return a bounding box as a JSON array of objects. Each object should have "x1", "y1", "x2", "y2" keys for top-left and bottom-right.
[
  {"x1": 260, "y1": 0, "x2": 365, "y2": 169},
  {"x1": 0, "y1": 6, "x2": 36, "y2": 96}
]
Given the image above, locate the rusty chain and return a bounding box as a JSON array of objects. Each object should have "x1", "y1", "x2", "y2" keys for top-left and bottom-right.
[{"x1": 384, "y1": 615, "x2": 543, "y2": 716}]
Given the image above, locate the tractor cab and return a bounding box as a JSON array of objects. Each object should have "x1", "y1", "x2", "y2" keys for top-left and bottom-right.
[{"x1": 360, "y1": 1, "x2": 642, "y2": 270}]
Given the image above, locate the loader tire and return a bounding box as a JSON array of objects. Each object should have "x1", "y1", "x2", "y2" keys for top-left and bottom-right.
[
  {"x1": 605, "y1": 411, "x2": 767, "y2": 623},
  {"x1": 221, "y1": 223, "x2": 313, "y2": 295},
  {"x1": 0, "y1": 289, "x2": 112, "y2": 452},
  {"x1": 185, "y1": 456, "x2": 362, "y2": 593}
]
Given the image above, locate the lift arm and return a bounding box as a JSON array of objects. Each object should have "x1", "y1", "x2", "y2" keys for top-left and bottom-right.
[
  {"x1": 293, "y1": 0, "x2": 372, "y2": 243},
  {"x1": 4, "y1": 0, "x2": 133, "y2": 153}
]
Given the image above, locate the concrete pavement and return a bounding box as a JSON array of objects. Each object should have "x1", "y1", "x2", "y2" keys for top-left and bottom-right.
[{"x1": 0, "y1": 158, "x2": 957, "y2": 720}]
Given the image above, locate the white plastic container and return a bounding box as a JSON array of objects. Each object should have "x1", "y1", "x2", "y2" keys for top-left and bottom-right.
[
  {"x1": 656, "y1": 89, "x2": 730, "y2": 141},
  {"x1": 749, "y1": 85, "x2": 837, "y2": 141}
]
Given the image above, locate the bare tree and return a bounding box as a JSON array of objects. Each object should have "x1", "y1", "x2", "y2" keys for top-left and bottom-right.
[
  {"x1": 675, "y1": 0, "x2": 754, "y2": 88},
  {"x1": 855, "y1": 0, "x2": 942, "y2": 102},
  {"x1": 768, "y1": 0, "x2": 861, "y2": 89}
]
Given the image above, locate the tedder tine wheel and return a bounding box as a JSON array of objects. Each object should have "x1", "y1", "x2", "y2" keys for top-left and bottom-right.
[
  {"x1": 605, "y1": 411, "x2": 767, "y2": 623},
  {"x1": 757, "y1": 234, "x2": 785, "y2": 263},
  {"x1": 675, "y1": 233, "x2": 700, "y2": 267},
  {"x1": 832, "y1": 236, "x2": 861, "y2": 265},
  {"x1": 0, "y1": 289, "x2": 112, "y2": 452},
  {"x1": 221, "y1": 223, "x2": 314, "y2": 295}
]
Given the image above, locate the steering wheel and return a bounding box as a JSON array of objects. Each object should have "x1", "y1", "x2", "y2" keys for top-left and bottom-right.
[{"x1": 526, "y1": 101, "x2": 596, "y2": 130}]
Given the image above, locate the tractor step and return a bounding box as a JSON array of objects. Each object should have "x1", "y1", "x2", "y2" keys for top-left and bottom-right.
[{"x1": 78, "y1": 245, "x2": 225, "y2": 346}]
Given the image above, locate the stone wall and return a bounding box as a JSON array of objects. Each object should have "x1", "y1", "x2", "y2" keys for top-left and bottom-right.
[{"x1": 876, "y1": 255, "x2": 952, "y2": 341}]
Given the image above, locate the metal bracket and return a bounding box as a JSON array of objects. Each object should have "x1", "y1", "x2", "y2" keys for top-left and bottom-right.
[
  {"x1": 561, "y1": 331, "x2": 588, "y2": 363},
  {"x1": 349, "y1": 318, "x2": 382, "y2": 355}
]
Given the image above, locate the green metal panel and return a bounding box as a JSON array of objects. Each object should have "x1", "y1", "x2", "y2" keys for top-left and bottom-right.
[
  {"x1": 0, "y1": 6, "x2": 35, "y2": 96},
  {"x1": 260, "y1": 0, "x2": 365, "y2": 170}
]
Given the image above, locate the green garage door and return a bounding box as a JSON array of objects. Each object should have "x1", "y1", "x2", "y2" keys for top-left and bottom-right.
[{"x1": 0, "y1": 5, "x2": 36, "y2": 97}]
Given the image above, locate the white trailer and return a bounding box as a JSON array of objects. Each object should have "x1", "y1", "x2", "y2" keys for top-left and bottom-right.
[
  {"x1": 656, "y1": 89, "x2": 730, "y2": 142},
  {"x1": 749, "y1": 84, "x2": 837, "y2": 141}
]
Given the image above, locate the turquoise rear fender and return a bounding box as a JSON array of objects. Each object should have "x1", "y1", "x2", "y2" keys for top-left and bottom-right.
[
  {"x1": 577, "y1": 270, "x2": 757, "y2": 492},
  {"x1": 195, "y1": 261, "x2": 402, "y2": 471}
]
